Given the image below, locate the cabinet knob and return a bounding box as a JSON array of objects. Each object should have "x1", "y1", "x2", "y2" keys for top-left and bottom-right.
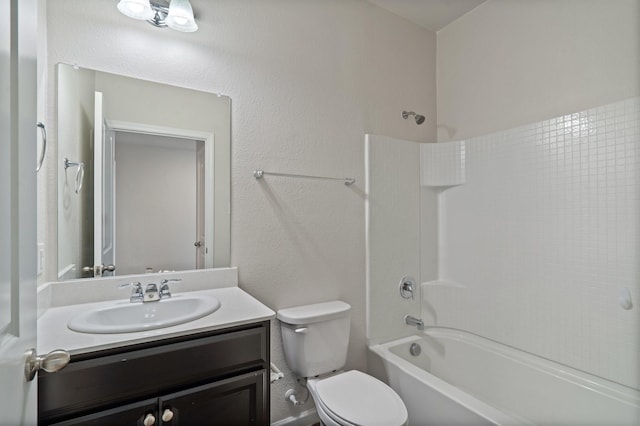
[
  {"x1": 162, "y1": 408, "x2": 175, "y2": 422},
  {"x1": 143, "y1": 413, "x2": 156, "y2": 426}
]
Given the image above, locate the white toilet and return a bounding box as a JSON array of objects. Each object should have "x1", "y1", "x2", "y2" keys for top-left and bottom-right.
[{"x1": 277, "y1": 301, "x2": 408, "y2": 426}]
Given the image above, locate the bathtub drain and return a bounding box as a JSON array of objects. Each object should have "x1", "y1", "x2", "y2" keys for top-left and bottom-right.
[{"x1": 409, "y1": 342, "x2": 421, "y2": 356}]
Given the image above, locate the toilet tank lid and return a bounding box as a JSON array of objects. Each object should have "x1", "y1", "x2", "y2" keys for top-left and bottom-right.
[{"x1": 277, "y1": 301, "x2": 351, "y2": 325}]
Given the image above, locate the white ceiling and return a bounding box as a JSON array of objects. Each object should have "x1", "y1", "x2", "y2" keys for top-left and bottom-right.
[{"x1": 367, "y1": 0, "x2": 487, "y2": 32}]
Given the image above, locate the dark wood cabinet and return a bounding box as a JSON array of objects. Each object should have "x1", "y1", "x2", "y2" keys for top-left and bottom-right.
[{"x1": 39, "y1": 321, "x2": 270, "y2": 426}]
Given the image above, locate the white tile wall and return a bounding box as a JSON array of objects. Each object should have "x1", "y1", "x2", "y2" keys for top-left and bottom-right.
[
  {"x1": 420, "y1": 140, "x2": 466, "y2": 187},
  {"x1": 423, "y1": 98, "x2": 640, "y2": 389}
]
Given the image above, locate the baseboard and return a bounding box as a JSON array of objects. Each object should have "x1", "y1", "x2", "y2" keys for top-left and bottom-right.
[{"x1": 271, "y1": 408, "x2": 320, "y2": 426}]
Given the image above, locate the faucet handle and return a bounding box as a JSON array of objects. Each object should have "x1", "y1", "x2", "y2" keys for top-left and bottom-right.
[
  {"x1": 119, "y1": 282, "x2": 143, "y2": 302},
  {"x1": 159, "y1": 278, "x2": 181, "y2": 299},
  {"x1": 119, "y1": 281, "x2": 142, "y2": 291},
  {"x1": 399, "y1": 276, "x2": 416, "y2": 300}
]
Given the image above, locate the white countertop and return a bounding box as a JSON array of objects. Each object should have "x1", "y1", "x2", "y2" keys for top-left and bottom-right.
[{"x1": 38, "y1": 285, "x2": 276, "y2": 356}]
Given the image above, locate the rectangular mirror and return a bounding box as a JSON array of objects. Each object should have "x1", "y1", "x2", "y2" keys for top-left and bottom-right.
[{"x1": 57, "y1": 64, "x2": 230, "y2": 280}]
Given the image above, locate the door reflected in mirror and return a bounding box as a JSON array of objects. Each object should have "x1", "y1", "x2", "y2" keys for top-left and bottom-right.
[{"x1": 57, "y1": 64, "x2": 230, "y2": 280}]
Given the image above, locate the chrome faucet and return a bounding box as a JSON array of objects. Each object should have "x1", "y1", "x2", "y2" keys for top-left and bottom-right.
[
  {"x1": 404, "y1": 315, "x2": 424, "y2": 331},
  {"x1": 120, "y1": 279, "x2": 182, "y2": 303}
]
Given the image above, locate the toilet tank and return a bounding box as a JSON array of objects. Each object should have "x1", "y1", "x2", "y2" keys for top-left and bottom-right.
[{"x1": 277, "y1": 301, "x2": 351, "y2": 378}]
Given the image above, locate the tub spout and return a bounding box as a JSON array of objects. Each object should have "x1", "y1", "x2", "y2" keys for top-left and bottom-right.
[{"x1": 404, "y1": 315, "x2": 424, "y2": 330}]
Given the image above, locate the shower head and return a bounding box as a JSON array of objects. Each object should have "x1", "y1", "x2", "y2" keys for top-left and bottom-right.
[{"x1": 402, "y1": 110, "x2": 426, "y2": 125}]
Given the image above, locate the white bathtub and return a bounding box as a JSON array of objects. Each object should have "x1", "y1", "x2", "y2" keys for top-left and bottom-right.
[{"x1": 369, "y1": 329, "x2": 640, "y2": 425}]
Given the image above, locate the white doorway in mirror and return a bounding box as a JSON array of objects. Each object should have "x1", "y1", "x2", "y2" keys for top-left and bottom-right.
[{"x1": 102, "y1": 119, "x2": 215, "y2": 276}]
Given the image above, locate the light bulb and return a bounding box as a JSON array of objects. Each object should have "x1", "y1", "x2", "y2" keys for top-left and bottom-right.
[
  {"x1": 173, "y1": 16, "x2": 188, "y2": 25},
  {"x1": 117, "y1": 0, "x2": 154, "y2": 21},
  {"x1": 166, "y1": 0, "x2": 198, "y2": 32}
]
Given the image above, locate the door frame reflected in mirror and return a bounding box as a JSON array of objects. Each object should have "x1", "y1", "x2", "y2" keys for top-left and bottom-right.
[{"x1": 103, "y1": 120, "x2": 215, "y2": 275}]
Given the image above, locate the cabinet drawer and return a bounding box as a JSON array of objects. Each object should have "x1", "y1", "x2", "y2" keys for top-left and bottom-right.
[
  {"x1": 50, "y1": 398, "x2": 157, "y2": 426},
  {"x1": 39, "y1": 324, "x2": 267, "y2": 423}
]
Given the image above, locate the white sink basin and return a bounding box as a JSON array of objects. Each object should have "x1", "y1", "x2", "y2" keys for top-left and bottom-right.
[{"x1": 67, "y1": 295, "x2": 221, "y2": 334}]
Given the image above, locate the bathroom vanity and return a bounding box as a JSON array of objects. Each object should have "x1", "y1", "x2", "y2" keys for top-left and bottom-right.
[
  {"x1": 36, "y1": 270, "x2": 275, "y2": 426},
  {"x1": 39, "y1": 321, "x2": 269, "y2": 425}
]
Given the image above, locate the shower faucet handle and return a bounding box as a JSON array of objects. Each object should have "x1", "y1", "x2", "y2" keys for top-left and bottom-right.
[{"x1": 399, "y1": 276, "x2": 416, "y2": 299}]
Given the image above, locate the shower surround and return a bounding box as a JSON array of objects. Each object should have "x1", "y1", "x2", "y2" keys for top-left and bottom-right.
[{"x1": 366, "y1": 97, "x2": 639, "y2": 421}]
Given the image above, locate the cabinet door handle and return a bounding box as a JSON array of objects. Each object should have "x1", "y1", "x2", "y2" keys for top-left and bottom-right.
[
  {"x1": 143, "y1": 413, "x2": 156, "y2": 426},
  {"x1": 162, "y1": 408, "x2": 174, "y2": 422}
]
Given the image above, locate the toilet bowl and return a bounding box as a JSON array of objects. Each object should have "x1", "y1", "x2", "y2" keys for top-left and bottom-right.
[{"x1": 277, "y1": 301, "x2": 408, "y2": 426}]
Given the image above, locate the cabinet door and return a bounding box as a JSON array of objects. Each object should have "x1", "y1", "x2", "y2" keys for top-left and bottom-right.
[
  {"x1": 160, "y1": 370, "x2": 267, "y2": 426},
  {"x1": 50, "y1": 398, "x2": 157, "y2": 426}
]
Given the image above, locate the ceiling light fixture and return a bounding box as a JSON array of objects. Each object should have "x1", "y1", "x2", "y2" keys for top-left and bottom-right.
[{"x1": 117, "y1": 0, "x2": 198, "y2": 33}]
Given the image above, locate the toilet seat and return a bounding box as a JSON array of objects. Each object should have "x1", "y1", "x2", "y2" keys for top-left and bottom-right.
[
  {"x1": 309, "y1": 370, "x2": 408, "y2": 426},
  {"x1": 314, "y1": 395, "x2": 358, "y2": 426}
]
